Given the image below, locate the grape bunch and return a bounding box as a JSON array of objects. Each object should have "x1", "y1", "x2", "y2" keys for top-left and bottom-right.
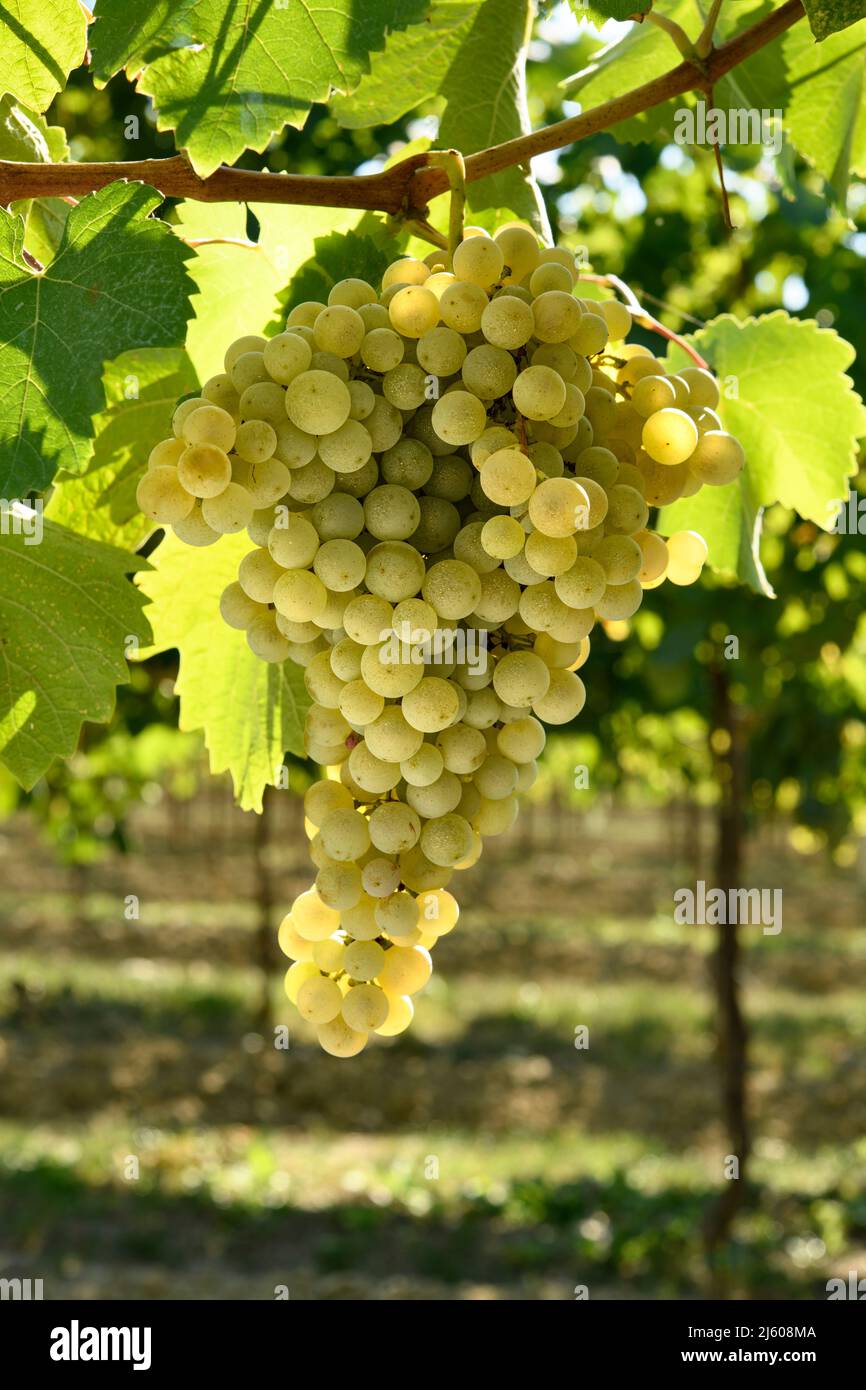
[{"x1": 138, "y1": 221, "x2": 745, "y2": 1057}]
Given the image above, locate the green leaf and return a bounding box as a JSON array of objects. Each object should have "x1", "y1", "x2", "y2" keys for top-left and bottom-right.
[
  {"x1": 0, "y1": 93, "x2": 68, "y2": 162},
  {"x1": 129, "y1": 0, "x2": 428, "y2": 178},
  {"x1": 0, "y1": 518, "x2": 151, "y2": 789},
  {"x1": 658, "y1": 312, "x2": 866, "y2": 590},
  {"x1": 0, "y1": 0, "x2": 87, "y2": 111},
  {"x1": 571, "y1": 1, "x2": 651, "y2": 26},
  {"x1": 783, "y1": 19, "x2": 866, "y2": 206},
  {"x1": 802, "y1": 0, "x2": 866, "y2": 41},
  {"x1": 136, "y1": 532, "x2": 311, "y2": 812},
  {"x1": 331, "y1": 1, "x2": 481, "y2": 129},
  {"x1": 173, "y1": 202, "x2": 287, "y2": 384},
  {"x1": 282, "y1": 229, "x2": 391, "y2": 315},
  {"x1": 0, "y1": 183, "x2": 195, "y2": 498},
  {"x1": 438, "y1": 0, "x2": 547, "y2": 229},
  {"x1": 89, "y1": 0, "x2": 196, "y2": 82},
  {"x1": 46, "y1": 349, "x2": 199, "y2": 550}
]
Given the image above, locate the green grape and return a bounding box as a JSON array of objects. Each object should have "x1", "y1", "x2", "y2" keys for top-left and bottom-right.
[
  {"x1": 368, "y1": 801, "x2": 422, "y2": 854},
  {"x1": 343, "y1": 939, "x2": 386, "y2": 982},
  {"x1": 312, "y1": 539, "x2": 366, "y2": 591},
  {"x1": 399, "y1": 846, "x2": 453, "y2": 893},
  {"x1": 262, "y1": 330, "x2": 312, "y2": 385},
  {"x1": 285, "y1": 369, "x2": 351, "y2": 434},
  {"x1": 365, "y1": 396, "x2": 404, "y2": 452},
  {"x1": 420, "y1": 814, "x2": 474, "y2": 869},
  {"x1": 528, "y1": 476, "x2": 589, "y2": 538},
  {"x1": 679, "y1": 366, "x2": 721, "y2": 408},
  {"x1": 462, "y1": 687, "x2": 502, "y2": 729},
  {"x1": 317, "y1": 1016, "x2": 368, "y2": 1057},
  {"x1": 605, "y1": 483, "x2": 649, "y2": 536},
  {"x1": 296, "y1": 973, "x2": 343, "y2": 1028},
  {"x1": 436, "y1": 722, "x2": 487, "y2": 775},
  {"x1": 374, "y1": 992, "x2": 414, "y2": 1036},
  {"x1": 374, "y1": 892, "x2": 420, "y2": 943},
  {"x1": 365, "y1": 541, "x2": 426, "y2": 602},
  {"x1": 665, "y1": 529, "x2": 709, "y2": 585},
  {"x1": 411, "y1": 496, "x2": 461, "y2": 553},
  {"x1": 286, "y1": 458, "x2": 335, "y2": 505},
  {"x1": 360, "y1": 641, "x2": 424, "y2": 698},
  {"x1": 239, "y1": 382, "x2": 286, "y2": 426},
  {"x1": 316, "y1": 862, "x2": 362, "y2": 910},
  {"x1": 341, "y1": 894, "x2": 383, "y2": 940},
  {"x1": 631, "y1": 374, "x2": 677, "y2": 418},
  {"x1": 378, "y1": 945, "x2": 433, "y2": 997},
  {"x1": 524, "y1": 532, "x2": 577, "y2": 578},
  {"x1": 311, "y1": 935, "x2": 347, "y2": 974},
  {"x1": 362, "y1": 858, "x2": 402, "y2": 899},
  {"x1": 473, "y1": 569, "x2": 521, "y2": 623},
  {"x1": 452, "y1": 234, "x2": 504, "y2": 287},
  {"x1": 284, "y1": 960, "x2": 319, "y2": 1003},
  {"x1": 568, "y1": 312, "x2": 608, "y2": 357},
  {"x1": 201, "y1": 483, "x2": 255, "y2": 534},
  {"x1": 304, "y1": 650, "x2": 346, "y2": 708},
  {"x1": 422, "y1": 559, "x2": 483, "y2": 620},
  {"x1": 238, "y1": 547, "x2": 285, "y2": 602},
  {"x1": 202, "y1": 374, "x2": 241, "y2": 416},
  {"x1": 554, "y1": 556, "x2": 607, "y2": 609},
  {"x1": 317, "y1": 419, "x2": 373, "y2": 474},
  {"x1": 178, "y1": 444, "x2": 232, "y2": 499},
  {"x1": 364, "y1": 484, "x2": 421, "y2": 541},
  {"x1": 329, "y1": 637, "x2": 364, "y2": 683},
  {"x1": 311, "y1": 492, "x2": 364, "y2": 541},
  {"x1": 273, "y1": 419, "x2": 317, "y2": 468},
  {"x1": 416, "y1": 325, "x2": 467, "y2": 375},
  {"x1": 365, "y1": 706, "x2": 424, "y2": 762},
  {"x1": 136, "y1": 466, "x2": 196, "y2": 524},
  {"x1": 594, "y1": 579, "x2": 643, "y2": 619},
  {"x1": 405, "y1": 770, "x2": 463, "y2": 818},
  {"x1": 532, "y1": 290, "x2": 582, "y2": 344},
  {"x1": 304, "y1": 779, "x2": 354, "y2": 826},
  {"x1": 480, "y1": 514, "x2": 525, "y2": 560},
  {"x1": 497, "y1": 716, "x2": 546, "y2": 763},
  {"x1": 401, "y1": 676, "x2": 461, "y2": 733},
  {"x1": 234, "y1": 419, "x2": 277, "y2": 464},
  {"x1": 400, "y1": 741, "x2": 445, "y2": 787},
  {"x1": 231, "y1": 351, "x2": 270, "y2": 393},
  {"x1": 492, "y1": 651, "x2": 551, "y2": 705},
  {"x1": 148, "y1": 437, "x2": 186, "y2": 470},
  {"x1": 272, "y1": 568, "x2": 329, "y2": 622},
  {"x1": 642, "y1": 407, "x2": 699, "y2": 465},
  {"x1": 381, "y1": 437, "x2": 434, "y2": 490},
  {"x1": 219, "y1": 581, "x2": 263, "y2": 630},
  {"x1": 383, "y1": 363, "x2": 429, "y2": 410},
  {"x1": 268, "y1": 513, "x2": 319, "y2": 568},
  {"x1": 172, "y1": 397, "x2": 207, "y2": 437},
  {"x1": 342, "y1": 983, "x2": 389, "y2": 1032},
  {"x1": 593, "y1": 535, "x2": 642, "y2": 584},
  {"x1": 339, "y1": 679, "x2": 385, "y2": 725},
  {"x1": 348, "y1": 379, "x2": 376, "y2": 421},
  {"x1": 571, "y1": 445, "x2": 618, "y2": 488},
  {"x1": 462, "y1": 345, "x2": 517, "y2": 401},
  {"x1": 439, "y1": 280, "x2": 488, "y2": 333},
  {"x1": 329, "y1": 278, "x2": 378, "y2": 309},
  {"x1": 313, "y1": 304, "x2": 365, "y2": 358},
  {"x1": 424, "y1": 455, "x2": 474, "y2": 504},
  {"x1": 531, "y1": 668, "x2": 587, "y2": 723},
  {"x1": 389, "y1": 285, "x2": 440, "y2": 337},
  {"x1": 361, "y1": 327, "x2": 405, "y2": 373},
  {"x1": 343, "y1": 593, "x2": 394, "y2": 645},
  {"x1": 452, "y1": 521, "x2": 500, "y2": 575},
  {"x1": 512, "y1": 365, "x2": 567, "y2": 421},
  {"x1": 292, "y1": 887, "x2": 342, "y2": 942},
  {"x1": 688, "y1": 431, "x2": 745, "y2": 486},
  {"x1": 182, "y1": 403, "x2": 237, "y2": 452},
  {"x1": 318, "y1": 807, "x2": 370, "y2": 863},
  {"x1": 473, "y1": 795, "x2": 519, "y2": 836},
  {"x1": 431, "y1": 391, "x2": 488, "y2": 446},
  {"x1": 383, "y1": 257, "x2": 430, "y2": 288},
  {"x1": 173, "y1": 506, "x2": 219, "y2": 547},
  {"x1": 493, "y1": 224, "x2": 540, "y2": 282},
  {"x1": 225, "y1": 336, "x2": 267, "y2": 373},
  {"x1": 479, "y1": 448, "x2": 536, "y2": 507},
  {"x1": 279, "y1": 914, "x2": 315, "y2": 962}
]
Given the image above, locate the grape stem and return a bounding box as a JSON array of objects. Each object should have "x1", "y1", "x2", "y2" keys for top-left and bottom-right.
[
  {"x1": 578, "y1": 272, "x2": 711, "y2": 370},
  {"x1": 426, "y1": 150, "x2": 466, "y2": 258},
  {"x1": 0, "y1": 2, "x2": 804, "y2": 212}
]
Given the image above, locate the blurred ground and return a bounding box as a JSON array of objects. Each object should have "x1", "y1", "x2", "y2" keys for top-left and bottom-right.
[{"x1": 0, "y1": 789, "x2": 864, "y2": 1300}]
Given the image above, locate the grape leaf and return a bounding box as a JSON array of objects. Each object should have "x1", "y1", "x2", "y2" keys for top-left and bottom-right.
[
  {"x1": 89, "y1": 0, "x2": 197, "y2": 81},
  {"x1": 129, "y1": 0, "x2": 429, "y2": 178},
  {"x1": 46, "y1": 349, "x2": 199, "y2": 550},
  {"x1": 437, "y1": 0, "x2": 548, "y2": 230},
  {"x1": 0, "y1": 518, "x2": 151, "y2": 788},
  {"x1": 658, "y1": 313, "x2": 866, "y2": 592},
  {"x1": 0, "y1": 94, "x2": 71, "y2": 267},
  {"x1": 802, "y1": 0, "x2": 866, "y2": 41},
  {"x1": 173, "y1": 202, "x2": 288, "y2": 383},
  {"x1": 783, "y1": 19, "x2": 866, "y2": 205},
  {"x1": 0, "y1": 183, "x2": 195, "y2": 498},
  {"x1": 281, "y1": 229, "x2": 391, "y2": 315},
  {"x1": 136, "y1": 532, "x2": 311, "y2": 813},
  {"x1": 569, "y1": 1, "x2": 651, "y2": 26},
  {"x1": 331, "y1": 1, "x2": 481, "y2": 129},
  {"x1": 0, "y1": 0, "x2": 87, "y2": 111}
]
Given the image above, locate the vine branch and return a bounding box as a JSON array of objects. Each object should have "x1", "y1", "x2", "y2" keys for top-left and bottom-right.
[
  {"x1": 0, "y1": 1, "x2": 804, "y2": 214},
  {"x1": 579, "y1": 272, "x2": 710, "y2": 369}
]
